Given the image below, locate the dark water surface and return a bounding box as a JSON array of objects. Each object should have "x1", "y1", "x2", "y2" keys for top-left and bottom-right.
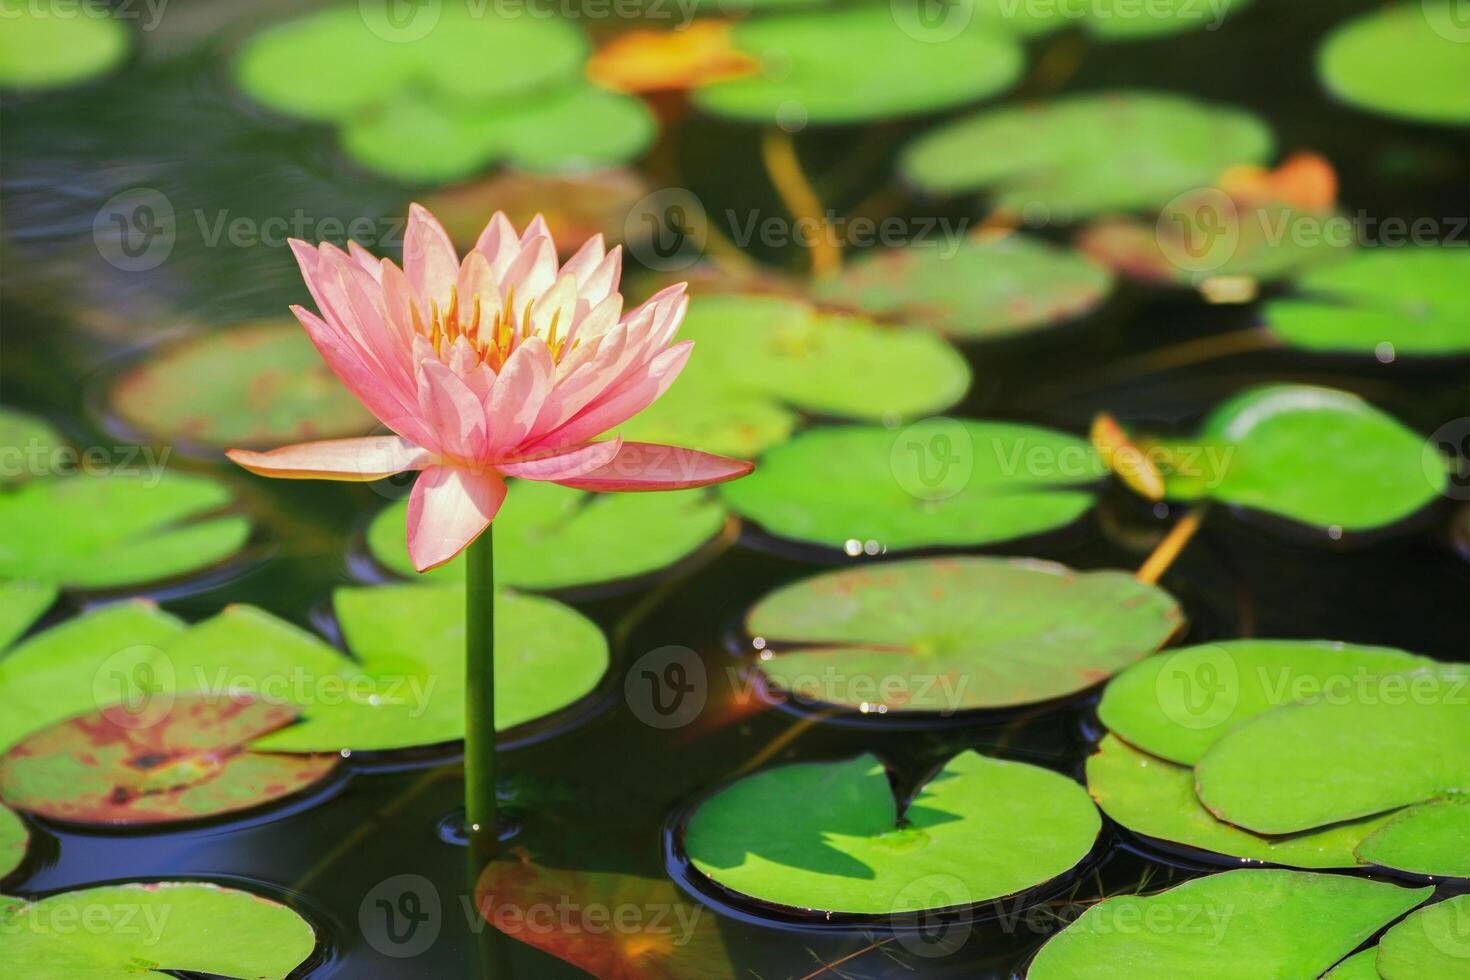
[{"x1": 2, "y1": 0, "x2": 1467, "y2": 976}]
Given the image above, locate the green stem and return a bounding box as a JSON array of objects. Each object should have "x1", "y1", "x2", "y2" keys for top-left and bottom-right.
[{"x1": 464, "y1": 527, "x2": 496, "y2": 860}]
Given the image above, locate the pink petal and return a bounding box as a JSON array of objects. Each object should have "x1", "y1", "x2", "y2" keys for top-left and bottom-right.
[
  {"x1": 559, "y1": 233, "x2": 606, "y2": 284},
  {"x1": 404, "y1": 203, "x2": 458, "y2": 313},
  {"x1": 501, "y1": 236, "x2": 557, "y2": 305},
  {"x1": 497, "y1": 436, "x2": 622, "y2": 482},
  {"x1": 553, "y1": 443, "x2": 753, "y2": 492},
  {"x1": 532, "y1": 340, "x2": 692, "y2": 454},
  {"x1": 474, "y1": 211, "x2": 521, "y2": 282},
  {"x1": 348, "y1": 241, "x2": 384, "y2": 282},
  {"x1": 486, "y1": 337, "x2": 554, "y2": 456},
  {"x1": 292, "y1": 305, "x2": 432, "y2": 447},
  {"x1": 227, "y1": 436, "x2": 431, "y2": 481},
  {"x1": 406, "y1": 466, "x2": 507, "y2": 572},
  {"x1": 416, "y1": 359, "x2": 489, "y2": 461}
]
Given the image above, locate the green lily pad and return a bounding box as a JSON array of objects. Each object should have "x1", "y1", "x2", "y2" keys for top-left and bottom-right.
[
  {"x1": 901, "y1": 91, "x2": 1273, "y2": 220},
  {"x1": 0, "y1": 881, "x2": 316, "y2": 978},
  {"x1": 694, "y1": 7, "x2": 1023, "y2": 124},
  {"x1": 0, "y1": 408, "x2": 65, "y2": 485},
  {"x1": 109, "y1": 320, "x2": 375, "y2": 450},
  {"x1": 1087, "y1": 734, "x2": 1391, "y2": 869},
  {"x1": 0, "y1": 694, "x2": 340, "y2": 826},
  {"x1": 1154, "y1": 384, "x2": 1445, "y2": 532},
  {"x1": 368, "y1": 481, "x2": 730, "y2": 591},
  {"x1": 0, "y1": 471, "x2": 250, "y2": 590},
  {"x1": 1098, "y1": 639, "x2": 1431, "y2": 766},
  {"x1": 620, "y1": 295, "x2": 971, "y2": 458},
  {"x1": 1026, "y1": 869, "x2": 1431, "y2": 980},
  {"x1": 0, "y1": 5, "x2": 129, "y2": 90},
  {"x1": 1326, "y1": 949, "x2": 1381, "y2": 980},
  {"x1": 339, "y1": 83, "x2": 656, "y2": 183},
  {"x1": 1377, "y1": 894, "x2": 1470, "y2": 978},
  {"x1": 746, "y1": 557, "x2": 1181, "y2": 713},
  {"x1": 0, "y1": 590, "x2": 606, "y2": 756},
  {"x1": 812, "y1": 235, "x2": 1114, "y2": 341},
  {"x1": 1264, "y1": 247, "x2": 1470, "y2": 357},
  {"x1": 720, "y1": 420, "x2": 1100, "y2": 552},
  {"x1": 0, "y1": 805, "x2": 25, "y2": 880},
  {"x1": 972, "y1": 0, "x2": 1252, "y2": 39},
  {"x1": 1356, "y1": 798, "x2": 1470, "y2": 879},
  {"x1": 0, "y1": 580, "x2": 56, "y2": 651},
  {"x1": 1196, "y1": 666, "x2": 1470, "y2": 834},
  {"x1": 684, "y1": 751, "x2": 1099, "y2": 914},
  {"x1": 1317, "y1": 2, "x2": 1470, "y2": 125}
]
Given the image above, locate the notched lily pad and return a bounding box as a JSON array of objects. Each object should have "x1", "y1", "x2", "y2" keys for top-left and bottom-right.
[
  {"x1": 369, "y1": 481, "x2": 730, "y2": 592},
  {"x1": 621, "y1": 294, "x2": 970, "y2": 458},
  {"x1": 902, "y1": 92, "x2": 1273, "y2": 220},
  {"x1": 1356, "y1": 798, "x2": 1470, "y2": 879},
  {"x1": 1026, "y1": 869, "x2": 1432, "y2": 979},
  {"x1": 0, "y1": 881, "x2": 316, "y2": 979},
  {"x1": 0, "y1": 694, "x2": 339, "y2": 826},
  {"x1": 813, "y1": 235, "x2": 1114, "y2": 341},
  {"x1": 684, "y1": 750, "x2": 1100, "y2": 915},
  {"x1": 720, "y1": 420, "x2": 1101, "y2": 552},
  {"x1": 1317, "y1": 2, "x2": 1470, "y2": 125},
  {"x1": 108, "y1": 320, "x2": 375, "y2": 450},
  {"x1": 746, "y1": 557, "x2": 1181, "y2": 713},
  {"x1": 0, "y1": 5, "x2": 129, "y2": 90}
]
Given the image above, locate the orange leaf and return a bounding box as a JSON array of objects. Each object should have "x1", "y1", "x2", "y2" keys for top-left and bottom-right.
[{"x1": 588, "y1": 22, "x2": 759, "y2": 95}]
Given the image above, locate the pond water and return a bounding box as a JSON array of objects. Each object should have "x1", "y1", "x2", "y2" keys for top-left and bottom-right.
[{"x1": 1, "y1": 0, "x2": 1467, "y2": 976}]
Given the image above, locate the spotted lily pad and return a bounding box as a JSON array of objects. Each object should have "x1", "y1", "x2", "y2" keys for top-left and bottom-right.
[
  {"x1": 109, "y1": 320, "x2": 375, "y2": 450},
  {"x1": 1196, "y1": 666, "x2": 1470, "y2": 834},
  {"x1": 813, "y1": 235, "x2": 1114, "y2": 340},
  {"x1": 0, "y1": 881, "x2": 316, "y2": 979},
  {"x1": 1087, "y1": 734, "x2": 1391, "y2": 870},
  {"x1": 0, "y1": 408, "x2": 64, "y2": 485},
  {"x1": 0, "y1": 805, "x2": 25, "y2": 879},
  {"x1": 1026, "y1": 869, "x2": 1432, "y2": 979},
  {"x1": 476, "y1": 855, "x2": 736, "y2": 978},
  {"x1": 972, "y1": 0, "x2": 1252, "y2": 39},
  {"x1": 0, "y1": 694, "x2": 339, "y2": 826},
  {"x1": 1377, "y1": 894, "x2": 1470, "y2": 978},
  {"x1": 620, "y1": 295, "x2": 971, "y2": 458},
  {"x1": 684, "y1": 751, "x2": 1099, "y2": 915},
  {"x1": 1097, "y1": 639, "x2": 1432, "y2": 765},
  {"x1": 368, "y1": 481, "x2": 730, "y2": 591},
  {"x1": 0, "y1": 5, "x2": 129, "y2": 90},
  {"x1": 1317, "y1": 2, "x2": 1470, "y2": 125},
  {"x1": 1135, "y1": 385, "x2": 1445, "y2": 532},
  {"x1": 901, "y1": 92, "x2": 1273, "y2": 220},
  {"x1": 746, "y1": 557, "x2": 1180, "y2": 713},
  {"x1": 720, "y1": 420, "x2": 1100, "y2": 552},
  {"x1": 0, "y1": 470, "x2": 250, "y2": 590},
  {"x1": 694, "y1": 7, "x2": 1023, "y2": 124},
  {"x1": 1356, "y1": 798, "x2": 1470, "y2": 879},
  {"x1": 1264, "y1": 247, "x2": 1470, "y2": 357}
]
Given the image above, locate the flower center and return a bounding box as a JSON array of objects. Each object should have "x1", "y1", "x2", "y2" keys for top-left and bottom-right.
[{"x1": 410, "y1": 285, "x2": 578, "y2": 373}]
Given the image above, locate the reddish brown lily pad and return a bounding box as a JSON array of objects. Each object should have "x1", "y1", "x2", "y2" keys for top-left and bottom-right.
[{"x1": 0, "y1": 694, "x2": 339, "y2": 826}]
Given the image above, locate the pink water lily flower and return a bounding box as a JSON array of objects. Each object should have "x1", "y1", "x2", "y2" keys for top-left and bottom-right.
[{"x1": 227, "y1": 206, "x2": 752, "y2": 571}]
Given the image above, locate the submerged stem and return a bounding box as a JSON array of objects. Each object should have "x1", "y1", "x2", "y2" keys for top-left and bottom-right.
[
  {"x1": 1136, "y1": 505, "x2": 1210, "y2": 586},
  {"x1": 760, "y1": 128, "x2": 842, "y2": 278},
  {"x1": 465, "y1": 527, "x2": 496, "y2": 860}
]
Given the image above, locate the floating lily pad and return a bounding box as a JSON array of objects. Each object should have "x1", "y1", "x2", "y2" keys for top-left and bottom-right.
[
  {"x1": 901, "y1": 92, "x2": 1273, "y2": 220},
  {"x1": 972, "y1": 0, "x2": 1252, "y2": 39},
  {"x1": 621, "y1": 295, "x2": 971, "y2": 458},
  {"x1": 254, "y1": 585, "x2": 608, "y2": 752},
  {"x1": 1317, "y1": 3, "x2": 1470, "y2": 125},
  {"x1": 1098, "y1": 639, "x2": 1431, "y2": 765},
  {"x1": 720, "y1": 420, "x2": 1100, "y2": 552},
  {"x1": 1026, "y1": 869, "x2": 1431, "y2": 980},
  {"x1": 0, "y1": 881, "x2": 316, "y2": 978},
  {"x1": 0, "y1": 591, "x2": 606, "y2": 756},
  {"x1": 1326, "y1": 949, "x2": 1381, "y2": 980},
  {"x1": 476, "y1": 855, "x2": 736, "y2": 978},
  {"x1": 746, "y1": 557, "x2": 1180, "y2": 713},
  {"x1": 1264, "y1": 248, "x2": 1470, "y2": 357},
  {"x1": 0, "y1": 471, "x2": 250, "y2": 590},
  {"x1": 813, "y1": 235, "x2": 1114, "y2": 340},
  {"x1": 1146, "y1": 385, "x2": 1445, "y2": 532},
  {"x1": 0, "y1": 694, "x2": 339, "y2": 826},
  {"x1": 1196, "y1": 666, "x2": 1470, "y2": 834},
  {"x1": 1356, "y1": 798, "x2": 1470, "y2": 879},
  {"x1": 368, "y1": 481, "x2": 730, "y2": 591},
  {"x1": 684, "y1": 751, "x2": 1099, "y2": 915},
  {"x1": 0, "y1": 580, "x2": 56, "y2": 651},
  {"x1": 0, "y1": 5, "x2": 129, "y2": 90},
  {"x1": 0, "y1": 805, "x2": 25, "y2": 879},
  {"x1": 0, "y1": 408, "x2": 65, "y2": 485},
  {"x1": 694, "y1": 7, "x2": 1023, "y2": 124},
  {"x1": 1087, "y1": 734, "x2": 1390, "y2": 869},
  {"x1": 1377, "y1": 894, "x2": 1470, "y2": 978},
  {"x1": 109, "y1": 320, "x2": 376, "y2": 450}
]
